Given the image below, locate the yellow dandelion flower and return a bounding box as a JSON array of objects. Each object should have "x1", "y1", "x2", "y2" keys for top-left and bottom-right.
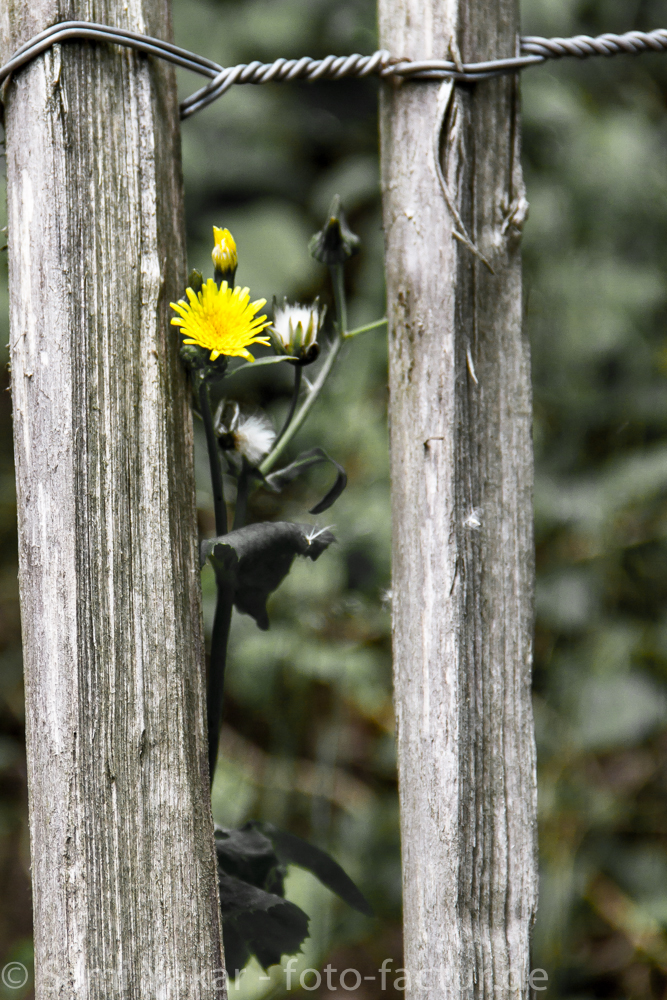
[
  {"x1": 170, "y1": 279, "x2": 271, "y2": 362},
  {"x1": 212, "y1": 227, "x2": 238, "y2": 276}
]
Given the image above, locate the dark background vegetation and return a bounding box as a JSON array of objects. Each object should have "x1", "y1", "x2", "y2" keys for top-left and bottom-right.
[{"x1": 2, "y1": 0, "x2": 667, "y2": 997}]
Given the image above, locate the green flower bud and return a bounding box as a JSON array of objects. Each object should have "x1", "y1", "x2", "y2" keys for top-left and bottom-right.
[
  {"x1": 188, "y1": 269, "x2": 204, "y2": 296},
  {"x1": 179, "y1": 341, "x2": 209, "y2": 370},
  {"x1": 309, "y1": 196, "x2": 360, "y2": 265}
]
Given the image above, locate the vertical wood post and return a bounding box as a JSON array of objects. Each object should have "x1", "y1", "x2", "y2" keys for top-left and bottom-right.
[
  {"x1": 1, "y1": 2, "x2": 224, "y2": 996},
  {"x1": 378, "y1": 1, "x2": 538, "y2": 998}
]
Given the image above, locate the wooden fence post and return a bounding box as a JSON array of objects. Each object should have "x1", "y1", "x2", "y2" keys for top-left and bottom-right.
[
  {"x1": 378, "y1": 1, "x2": 538, "y2": 998},
  {"x1": 1, "y1": 2, "x2": 224, "y2": 996}
]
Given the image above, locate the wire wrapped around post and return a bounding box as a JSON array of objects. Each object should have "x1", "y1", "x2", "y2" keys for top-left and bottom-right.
[{"x1": 3, "y1": 21, "x2": 667, "y2": 119}]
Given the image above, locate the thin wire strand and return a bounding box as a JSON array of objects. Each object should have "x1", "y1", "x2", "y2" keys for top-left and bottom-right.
[{"x1": 3, "y1": 21, "x2": 667, "y2": 120}]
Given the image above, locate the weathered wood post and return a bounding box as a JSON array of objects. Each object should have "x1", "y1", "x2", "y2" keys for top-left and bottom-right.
[
  {"x1": 378, "y1": 0, "x2": 538, "y2": 998},
  {"x1": 1, "y1": 2, "x2": 224, "y2": 996}
]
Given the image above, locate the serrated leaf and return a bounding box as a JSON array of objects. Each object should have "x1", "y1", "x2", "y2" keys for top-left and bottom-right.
[
  {"x1": 201, "y1": 522, "x2": 335, "y2": 630},
  {"x1": 216, "y1": 825, "x2": 285, "y2": 895},
  {"x1": 258, "y1": 822, "x2": 373, "y2": 917},
  {"x1": 218, "y1": 870, "x2": 309, "y2": 974},
  {"x1": 236, "y1": 895, "x2": 309, "y2": 972},
  {"x1": 215, "y1": 826, "x2": 309, "y2": 975},
  {"x1": 265, "y1": 447, "x2": 348, "y2": 514},
  {"x1": 214, "y1": 822, "x2": 372, "y2": 976}
]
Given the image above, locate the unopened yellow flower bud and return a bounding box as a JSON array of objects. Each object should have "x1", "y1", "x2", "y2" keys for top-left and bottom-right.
[{"x1": 212, "y1": 227, "x2": 238, "y2": 282}]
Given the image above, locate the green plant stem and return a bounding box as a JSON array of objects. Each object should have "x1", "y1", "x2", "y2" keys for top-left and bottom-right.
[
  {"x1": 344, "y1": 317, "x2": 387, "y2": 339},
  {"x1": 198, "y1": 375, "x2": 227, "y2": 536},
  {"x1": 199, "y1": 373, "x2": 232, "y2": 780},
  {"x1": 259, "y1": 265, "x2": 347, "y2": 475},
  {"x1": 273, "y1": 364, "x2": 302, "y2": 449},
  {"x1": 232, "y1": 460, "x2": 251, "y2": 531},
  {"x1": 331, "y1": 262, "x2": 347, "y2": 334},
  {"x1": 207, "y1": 578, "x2": 234, "y2": 783},
  {"x1": 259, "y1": 336, "x2": 342, "y2": 474}
]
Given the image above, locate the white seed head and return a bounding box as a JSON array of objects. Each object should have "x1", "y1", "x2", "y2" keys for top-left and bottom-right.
[
  {"x1": 215, "y1": 402, "x2": 276, "y2": 466},
  {"x1": 235, "y1": 412, "x2": 276, "y2": 465}
]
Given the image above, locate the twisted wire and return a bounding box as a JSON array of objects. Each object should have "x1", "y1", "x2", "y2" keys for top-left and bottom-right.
[{"x1": 2, "y1": 21, "x2": 667, "y2": 120}]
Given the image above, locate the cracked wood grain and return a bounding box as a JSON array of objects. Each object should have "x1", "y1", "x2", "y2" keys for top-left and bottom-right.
[
  {"x1": 378, "y1": 0, "x2": 538, "y2": 998},
  {"x1": 1, "y1": 1, "x2": 225, "y2": 996}
]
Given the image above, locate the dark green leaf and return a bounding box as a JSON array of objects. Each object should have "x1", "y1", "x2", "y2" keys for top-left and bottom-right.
[
  {"x1": 216, "y1": 825, "x2": 285, "y2": 895},
  {"x1": 202, "y1": 541, "x2": 238, "y2": 585},
  {"x1": 264, "y1": 448, "x2": 328, "y2": 491},
  {"x1": 237, "y1": 896, "x2": 309, "y2": 972},
  {"x1": 265, "y1": 446, "x2": 348, "y2": 514},
  {"x1": 201, "y1": 522, "x2": 335, "y2": 630},
  {"x1": 259, "y1": 822, "x2": 374, "y2": 917},
  {"x1": 225, "y1": 355, "x2": 294, "y2": 377},
  {"x1": 308, "y1": 457, "x2": 347, "y2": 514},
  {"x1": 218, "y1": 871, "x2": 309, "y2": 974},
  {"x1": 214, "y1": 822, "x2": 371, "y2": 976},
  {"x1": 215, "y1": 826, "x2": 309, "y2": 976},
  {"x1": 221, "y1": 922, "x2": 251, "y2": 978}
]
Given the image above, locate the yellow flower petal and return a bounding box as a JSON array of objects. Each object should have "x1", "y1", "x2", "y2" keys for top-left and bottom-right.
[{"x1": 170, "y1": 278, "x2": 271, "y2": 362}]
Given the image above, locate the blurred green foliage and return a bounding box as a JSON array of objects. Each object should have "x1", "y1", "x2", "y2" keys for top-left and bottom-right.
[
  {"x1": 2, "y1": 1, "x2": 667, "y2": 998},
  {"x1": 523, "y1": 2, "x2": 667, "y2": 996}
]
